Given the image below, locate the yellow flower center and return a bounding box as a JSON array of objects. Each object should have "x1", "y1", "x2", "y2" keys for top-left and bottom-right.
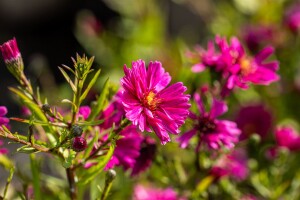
[
  {"x1": 143, "y1": 91, "x2": 159, "y2": 111},
  {"x1": 240, "y1": 57, "x2": 253, "y2": 76}
]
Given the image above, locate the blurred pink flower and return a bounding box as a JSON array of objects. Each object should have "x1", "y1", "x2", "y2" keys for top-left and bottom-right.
[
  {"x1": 275, "y1": 126, "x2": 300, "y2": 151},
  {"x1": 0, "y1": 106, "x2": 9, "y2": 129},
  {"x1": 105, "y1": 125, "x2": 143, "y2": 170},
  {"x1": 235, "y1": 104, "x2": 273, "y2": 140},
  {"x1": 285, "y1": 3, "x2": 300, "y2": 33},
  {"x1": 210, "y1": 149, "x2": 249, "y2": 181},
  {"x1": 133, "y1": 185, "x2": 186, "y2": 200},
  {"x1": 121, "y1": 59, "x2": 190, "y2": 144},
  {"x1": 178, "y1": 93, "x2": 240, "y2": 150},
  {"x1": 0, "y1": 140, "x2": 8, "y2": 155},
  {"x1": 78, "y1": 106, "x2": 91, "y2": 120},
  {"x1": 216, "y1": 36, "x2": 280, "y2": 90}
]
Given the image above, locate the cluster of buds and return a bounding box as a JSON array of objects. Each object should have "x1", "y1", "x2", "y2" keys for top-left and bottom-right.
[{"x1": 70, "y1": 124, "x2": 87, "y2": 152}]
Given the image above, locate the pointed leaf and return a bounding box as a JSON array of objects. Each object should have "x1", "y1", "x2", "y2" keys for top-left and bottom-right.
[
  {"x1": 58, "y1": 67, "x2": 77, "y2": 92},
  {"x1": 80, "y1": 69, "x2": 101, "y2": 103}
]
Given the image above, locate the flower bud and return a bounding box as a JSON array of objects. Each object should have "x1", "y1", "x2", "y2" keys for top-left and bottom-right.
[
  {"x1": 42, "y1": 104, "x2": 51, "y2": 112},
  {"x1": 105, "y1": 169, "x2": 116, "y2": 183},
  {"x1": 0, "y1": 38, "x2": 24, "y2": 80},
  {"x1": 72, "y1": 136, "x2": 87, "y2": 152},
  {"x1": 71, "y1": 125, "x2": 83, "y2": 137}
]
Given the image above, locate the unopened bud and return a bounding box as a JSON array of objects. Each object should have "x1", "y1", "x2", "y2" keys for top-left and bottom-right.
[
  {"x1": 105, "y1": 169, "x2": 116, "y2": 183},
  {"x1": 72, "y1": 136, "x2": 87, "y2": 152},
  {"x1": 71, "y1": 125, "x2": 83, "y2": 137},
  {"x1": 0, "y1": 38, "x2": 24, "y2": 80}
]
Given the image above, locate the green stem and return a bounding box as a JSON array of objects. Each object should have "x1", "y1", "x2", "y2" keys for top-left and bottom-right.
[
  {"x1": 30, "y1": 154, "x2": 41, "y2": 200},
  {"x1": 66, "y1": 167, "x2": 77, "y2": 200}
]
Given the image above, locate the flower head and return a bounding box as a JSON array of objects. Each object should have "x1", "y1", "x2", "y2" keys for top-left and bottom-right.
[
  {"x1": 274, "y1": 126, "x2": 300, "y2": 151},
  {"x1": 216, "y1": 36, "x2": 280, "y2": 90},
  {"x1": 235, "y1": 104, "x2": 273, "y2": 140},
  {"x1": 121, "y1": 60, "x2": 190, "y2": 144},
  {"x1": 133, "y1": 185, "x2": 186, "y2": 200},
  {"x1": 72, "y1": 136, "x2": 87, "y2": 152},
  {"x1": 210, "y1": 149, "x2": 249, "y2": 181},
  {"x1": 105, "y1": 125, "x2": 143, "y2": 170},
  {"x1": 178, "y1": 93, "x2": 240, "y2": 150},
  {"x1": 0, "y1": 140, "x2": 8, "y2": 155},
  {"x1": 78, "y1": 106, "x2": 91, "y2": 120}
]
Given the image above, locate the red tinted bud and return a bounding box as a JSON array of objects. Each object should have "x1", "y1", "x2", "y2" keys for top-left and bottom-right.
[{"x1": 72, "y1": 136, "x2": 87, "y2": 152}]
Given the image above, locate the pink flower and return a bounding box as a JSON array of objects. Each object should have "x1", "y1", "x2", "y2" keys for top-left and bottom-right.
[
  {"x1": 178, "y1": 93, "x2": 240, "y2": 150},
  {"x1": 0, "y1": 38, "x2": 21, "y2": 62},
  {"x1": 216, "y1": 36, "x2": 280, "y2": 90},
  {"x1": 274, "y1": 126, "x2": 300, "y2": 151},
  {"x1": 235, "y1": 104, "x2": 273, "y2": 140},
  {"x1": 285, "y1": 3, "x2": 300, "y2": 33},
  {"x1": 105, "y1": 125, "x2": 143, "y2": 170},
  {"x1": 133, "y1": 185, "x2": 186, "y2": 200},
  {"x1": 99, "y1": 91, "x2": 124, "y2": 130},
  {"x1": 210, "y1": 149, "x2": 249, "y2": 181},
  {"x1": 78, "y1": 106, "x2": 91, "y2": 120},
  {"x1": 121, "y1": 60, "x2": 190, "y2": 144}
]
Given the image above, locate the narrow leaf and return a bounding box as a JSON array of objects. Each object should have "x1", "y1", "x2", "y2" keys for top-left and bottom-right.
[
  {"x1": 80, "y1": 69, "x2": 101, "y2": 103},
  {"x1": 58, "y1": 67, "x2": 77, "y2": 92}
]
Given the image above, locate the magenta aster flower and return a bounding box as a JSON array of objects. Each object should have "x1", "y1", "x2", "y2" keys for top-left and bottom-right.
[
  {"x1": 133, "y1": 185, "x2": 186, "y2": 200},
  {"x1": 105, "y1": 125, "x2": 143, "y2": 170},
  {"x1": 216, "y1": 36, "x2": 280, "y2": 90},
  {"x1": 235, "y1": 104, "x2": 273, "y2": 140},
  {"x1": 178, "y1": 93, "x2": 240, "y2": 150},
  {"x1": 274, "y1": 126, "x2": 300, "y2": 151},
  {"x1": 121, "y1": 60, "x2": 190, "y2": 144},
  {"x1": 210, "y1": 149, "x2": 249, "y2": 181}
]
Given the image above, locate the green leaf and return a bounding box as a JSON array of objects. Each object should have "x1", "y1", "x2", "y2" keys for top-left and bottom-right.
[
  {"x1": 30, "y1": 154, "x2": 41, "y2": 200},
  {"x1": 17, "y1": 145, "x2": 39, "y2": 153},
  {"x1": 87, "y1": 78, "x2": 110, "y2": 121},
  {"x1": 83, "y1": 129, "x2": 100, "y2": 159},
  {"x1": 62, "y1": 150, "x2": 76, "y2": 168},
  {"x1": 77, "y1": 142, "x2": 115, "y2": 185},
  {"x1": 80, "y1": 69, "x2": 101, "y2": 103},
  {"x1": 77, "y1": 119, "x2": 104, "y2": 126},
  {"x1": 58, "y1": 67, "x2": 77, "y2": 93},
  {"x1": 0, "y1": 155, "x2": 14, "y2": 170}
]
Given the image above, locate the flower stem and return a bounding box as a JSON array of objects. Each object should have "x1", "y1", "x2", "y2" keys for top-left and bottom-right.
[{"x1": 66, "y1": 167, "x2": 77, "y2": 200}]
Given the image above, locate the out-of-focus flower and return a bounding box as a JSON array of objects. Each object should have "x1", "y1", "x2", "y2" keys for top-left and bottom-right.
[
  {"x1": 0, "y1": 38, "x2": 24, "y2": 80},
  {"x1": 99, "y1": 91, "x2": 124, "y2": 130},
  {"x1": 285, "y1": 3, "x2": 300, "y2": 33},
  {"x1": 78, "y1": 106, "x2": 91, "y2": 120},
  {"x1": 216, "y1": 36, "x2": 280, "y2": 90},
  {"x1": 210, "y1": 149, "x2": 249, "y2": 181},
  {"x1": 0, "y1": 140, "x2": 8, "y2": 155},
  {"x1": 131, "y1": 137, "x2": 157, "y2": 176},
  {"x1": 105, "y1": 125, "x2": 143, "y2": 170},
  {"x1": 235, "y1": 104, "x2": 273, "y2": 140},
  {"x1": 133, "y1": 185, "x2": 186, "y2": 200},
  {"x1": 121, "y1": 59, "x2": 190, "y2": 144},
  {"x1": 274, "y1": 126, "x2": 300, "y2": 151},
  {"x1": 240, "y1": 194, "x2": 259, "y2": 200},
  {"x1": 0, "y1": 106, "x2": 9, "y2": 129},
  {"x1": 242, "y1": 25, "x2": 275, "y2": 52},
  {"x1": 178, "y1": 93, "x2": 240, "y2": 150}
]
